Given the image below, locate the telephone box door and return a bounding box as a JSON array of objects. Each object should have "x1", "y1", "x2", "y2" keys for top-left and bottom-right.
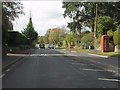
[{"x1": 101, "y1": 35, "x2": 110, "y2": 52}]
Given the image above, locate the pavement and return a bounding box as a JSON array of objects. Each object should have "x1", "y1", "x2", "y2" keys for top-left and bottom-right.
[{"x1": 1, "y1": 48, "x2": 36, "y2": 71}]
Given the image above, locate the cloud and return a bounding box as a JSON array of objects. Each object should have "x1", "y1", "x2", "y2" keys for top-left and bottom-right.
[{"x1": 13, "y1": 1, "x2": 70, "y2": 36}]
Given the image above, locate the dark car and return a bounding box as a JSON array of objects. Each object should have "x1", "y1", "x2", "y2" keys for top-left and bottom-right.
[{"x1": 39, "y1": 43, "x2": 45, "y2": 49}]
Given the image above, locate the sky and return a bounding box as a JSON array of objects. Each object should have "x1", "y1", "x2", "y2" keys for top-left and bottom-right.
[{"x1": 13, "y1": 1, "x2": 70, "y2": 36}]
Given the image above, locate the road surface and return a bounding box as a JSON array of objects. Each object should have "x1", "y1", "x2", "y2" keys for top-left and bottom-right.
[{"x1": 2, "y1": 48, "x2": 119, "y2": 88}]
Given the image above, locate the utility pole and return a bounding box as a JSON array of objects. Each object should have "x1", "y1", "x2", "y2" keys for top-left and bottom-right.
[{"x1": 94, "y1": 3, "x2": 98, "y2": 51}]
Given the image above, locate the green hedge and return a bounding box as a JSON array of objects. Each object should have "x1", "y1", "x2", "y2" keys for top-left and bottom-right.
[
  {"x1": 7, "y1": 31, "x2": 30, "y2": 47},
  {"x1": 113, "y1": 26, "x2": 120, "y2": 45}
]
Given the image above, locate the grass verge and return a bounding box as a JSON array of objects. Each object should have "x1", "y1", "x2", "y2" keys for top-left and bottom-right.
[{"x1": 73, "y1": 49, "x2": 120, "y2": 57}]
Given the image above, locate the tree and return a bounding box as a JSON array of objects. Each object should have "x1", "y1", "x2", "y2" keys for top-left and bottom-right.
[
  {"x1": 81, "y1": 32, "x2": 94, "y2": 49},
  {"x1": 62, "y1": 2, "x2": 83, "y2": 33},
  {"x1": 22, "y1": 17, "x2": 38, "y2": 45},
  {"x1": 44, "y1": 27, "x2": 65, "y2": 46},
  {"x1": 62, "y1": 2, "x2": 120, "y2": 33},
  {"x1": 107, "y1": 29, "x2": 114, "y2": 44},
  {"x1": 49, "y1": 28, "x2": 64, "y2": 45},
  {"x1": 97, "y1": 16, "x2": 115, "y2": 36},
  {"x1": 63, "y1": 32, "x2": 78, "y2": 48},
  {"x1": 2, "y1": 1, "x2": 24, "y2": 44},
  {"x1": 38, "y1": 36, "x2": 44, "y2": 44},
  {"x1": 44, "y1": 29, "x2": 50, "y2": 44}
]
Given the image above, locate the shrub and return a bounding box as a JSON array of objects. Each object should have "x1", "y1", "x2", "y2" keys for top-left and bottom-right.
[
  {"x1": 7, "y1": 31, "x2": 30, "y2": 47},
  {"x1": 113, "y1": 26, "x2": 120, "y2": 45},
  {"x1": 81, "y1": 32, "x2": 94, "y2": 48}
]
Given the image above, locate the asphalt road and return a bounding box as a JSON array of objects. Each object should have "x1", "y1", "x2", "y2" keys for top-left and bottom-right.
[{"x1": 2, "y1": 48, "x2": 119, "y2": 88}]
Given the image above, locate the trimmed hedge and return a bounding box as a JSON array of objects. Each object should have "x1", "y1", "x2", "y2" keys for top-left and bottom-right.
[{"x1": 7, "y1": 31, "x2": 30, "y2": 47}]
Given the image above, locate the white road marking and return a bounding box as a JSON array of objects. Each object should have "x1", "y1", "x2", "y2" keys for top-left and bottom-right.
[
  {"x1": 71, "y1": 63, "x2": 87, "y2": 65},
  {"x1": 7, "y1": 53, "x2": 81, "y2": 57},
  {"x1": 79, "y1": 68, "x2": 109, "y2": 72},
  {"x1": 0, "y1": 74, "x2": 5, "y2": 78},
  {"x1": 98, "y1": 78, "x2": 120, "y2": 82},
  {"x1": 6, "y1": 69, "x2": 11, "y2": 72},
  {"x1": 88, "y1": 54, "x2": 108, "y2": 58},
  {"x1": 7, "y1": 53, "x2": 30, "y2": 56}
]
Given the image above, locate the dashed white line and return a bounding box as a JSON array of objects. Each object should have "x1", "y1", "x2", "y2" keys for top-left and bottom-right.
[
  {"x1": 71, "y1": 63, "x2": 87, "y2": 65},
  {"x1": 0, "y1": 74, "x2": 5, "y2": 78},
  {"x1": 6, "y1": 69, "x2": 11, "y2": 72},
  {"x1": 98, "y1": 78, "x2": 120, "y2": 82},
  {"x1": 79, "y1": 68, "x2": 108, "y2": 72}
]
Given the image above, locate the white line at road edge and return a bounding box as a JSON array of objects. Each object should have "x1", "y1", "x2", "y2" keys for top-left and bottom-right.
[
  {"x1": 98, "y1": 78, "x2": 120, "y2": 82},
  {"x1": 7, "y1": 53, "x2": 79, "y2": 56},
  {"x1": 0, "y1": 74, "x2": 5, "y2": 78},
  {"x1": 79, "y1": 68, "x2": 109, "y2": 72},
  {"x1": 88, "y1": 54, "x2": 108, "y2": 58},
  {"x1": 6, "y1": 69, "x2": 11, "y2": 72}
]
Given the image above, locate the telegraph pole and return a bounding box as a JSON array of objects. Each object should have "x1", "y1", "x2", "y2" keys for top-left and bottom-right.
[{"x1": 94, "y1": 3, "x2": 98, "y2": 51}]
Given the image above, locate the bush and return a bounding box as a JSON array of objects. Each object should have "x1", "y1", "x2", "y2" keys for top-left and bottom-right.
[
  {"x1": 20, "y1": 45, "x2": 30, "y2": 50},
  {"x1": 96, "y1": 36, "x2": 101, "y2": 49},
  {"x1": 113, "y1": 26, "x2": 120, "y2": 45},
  {"x1": 7, "y1": 31, "x2": 30, "y2": 47},
  {"x1": 81, "y1": 32, "x2": 94, "y2": 48}
]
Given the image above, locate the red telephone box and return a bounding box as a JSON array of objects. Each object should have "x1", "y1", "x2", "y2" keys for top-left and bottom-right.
[{"x1": 101, "y1": 35, "x2": 110, "y2": 53}]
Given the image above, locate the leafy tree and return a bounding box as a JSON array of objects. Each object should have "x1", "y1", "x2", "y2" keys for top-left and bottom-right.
[
  {"x1": 38, "y1": 36, "x2": 44, "y2": 44},
  {"x1": 97, "y1": 16, "x2": 115, "y2": 36},
  {"x1": 62, "y1": 2, "x2": 83, "y2": 33},
  {"x1": 81, "y1": 32, "x2": 94, "y2": 48},
  {"x1": 107, "y1": 29, "x2": 114, "y2": 44},
  {"x1": 44, "y1": 27, "x2": 65, "y2": 46},
  {"x1": 2, "y1": 1, "x2": 24, "y2": 44},
  {"x1": 44, "y1": 29, "x2": 50, "y2": 44},
  {"x1": 22, "y1": 17, "x2": 38, "y2": 44},
  {"x1": 98, "y1": 2, "x2": 120, "y2": 25},
  {"x1": 62, "y1": 2, "x2": 120, "y2": 33},
  {"x1": 63, "y1": 32, "x2": 77, "y2": 48}
]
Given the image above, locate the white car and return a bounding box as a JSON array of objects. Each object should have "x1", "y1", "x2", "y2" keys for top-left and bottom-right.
[{"x1": 48, "y1": 44, "x2": 54, "y2": 49}]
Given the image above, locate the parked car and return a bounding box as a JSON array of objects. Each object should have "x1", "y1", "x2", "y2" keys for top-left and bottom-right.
[
  {"x1": 48, "y1": 44, "x2": 54, "y2": 49},
  {"x1": 39, "y1": 43, "x2": 45, "y2": 49}
]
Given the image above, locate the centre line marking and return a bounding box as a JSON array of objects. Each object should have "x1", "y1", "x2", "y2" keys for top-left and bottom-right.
[
  {"x1": 98, "y1": 78, "x2": 120, "y2": 82},
  {"x1": 71, "y1": 63, "x2": 86, "y2": 65},
  {"x1": 79, "y1": 68, "x2": 108, "y2": 72},
  {"x1": 6, "y1": 69, "x2": 11, "y2": 72}
]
